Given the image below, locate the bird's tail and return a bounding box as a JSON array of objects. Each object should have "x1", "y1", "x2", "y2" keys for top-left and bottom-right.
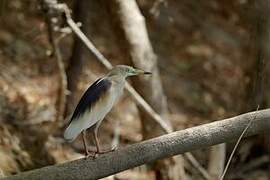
[{"x1": 63, "y1": 121, "x2": 83, "y2": 142}]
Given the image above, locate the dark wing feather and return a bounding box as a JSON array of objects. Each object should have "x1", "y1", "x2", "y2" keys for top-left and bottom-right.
[{"x1": 68, "y1": 78, "x2": 112, "y2": 124}]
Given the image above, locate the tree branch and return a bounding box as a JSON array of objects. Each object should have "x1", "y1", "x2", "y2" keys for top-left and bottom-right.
[{"x1": 5, "y1": 109, "x2": 270, "y2": 180}]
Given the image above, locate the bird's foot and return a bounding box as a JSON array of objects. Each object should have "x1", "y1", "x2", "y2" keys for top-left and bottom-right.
[
  {"x1": 84, "y1": 150, "x2": 96, "y2": 159},
  {"x1": 93, "y1": 146, "x2": 118, "y2": 158}
]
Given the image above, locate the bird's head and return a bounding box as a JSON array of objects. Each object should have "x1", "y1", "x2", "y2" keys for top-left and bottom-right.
[{"x1": 108, "y1": 65, "x2": 152, "y2": 78}]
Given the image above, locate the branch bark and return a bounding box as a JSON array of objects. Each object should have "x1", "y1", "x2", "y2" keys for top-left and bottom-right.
[{"x1": 5, "y1": 109, "x2": 270, "y2": 180}]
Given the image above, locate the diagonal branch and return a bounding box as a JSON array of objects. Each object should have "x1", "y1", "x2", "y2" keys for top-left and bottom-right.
[{"x1": 4, "y1": 109, "x2": 270, "y2": 180}]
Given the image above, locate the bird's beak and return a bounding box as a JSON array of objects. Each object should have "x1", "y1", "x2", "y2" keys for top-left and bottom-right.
[
  {"x1": 143, "y1": 71, "x2": 152, "y2": 75},
  {"x1": 135, "y1": 69, "x2": 152, "y2": 75}
]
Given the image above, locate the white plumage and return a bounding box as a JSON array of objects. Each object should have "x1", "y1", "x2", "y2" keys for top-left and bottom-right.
[
  {"x1": 63, "y1": 65, "x2": 151, "y2": 157},
  {"x1": 64, "y1": 77, "x2": 125, "y2": 141}
]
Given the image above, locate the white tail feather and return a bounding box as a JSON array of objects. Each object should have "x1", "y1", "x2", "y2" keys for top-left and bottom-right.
[{"x1": 63, "y1": 121, "x2": 84, "y2": 142}]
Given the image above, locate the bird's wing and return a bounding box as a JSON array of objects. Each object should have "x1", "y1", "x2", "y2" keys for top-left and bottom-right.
[{"x1": 68, "y1": 77, "x2": 112, "y2": 125}]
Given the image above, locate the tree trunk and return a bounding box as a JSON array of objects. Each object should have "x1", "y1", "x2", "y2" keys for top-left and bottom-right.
[
  {"x1": 65, "y1": 0, "x2": 89, "y2": 116},
  {"x1": 245, "y1": 0, "x2": 270, "y2": 110},
  {"x1": 245, "y1": 0, "x2": 270, "y2": 166},
  {"x1": 104, "y1": 1, "x2": 185, "y2": 179},
  {"x1": 65, "y1": 0, "x2": 105, "y2": 116}
]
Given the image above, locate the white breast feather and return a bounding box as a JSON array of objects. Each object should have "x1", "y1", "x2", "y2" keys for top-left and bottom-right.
[{"x1": 63, "y1": 81, "x2": 124, "y2": 141}]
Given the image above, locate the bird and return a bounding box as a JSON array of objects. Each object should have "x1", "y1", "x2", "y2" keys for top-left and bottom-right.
[{"x1": 64, "y1": 65, "x2": 151, "y2": 157}]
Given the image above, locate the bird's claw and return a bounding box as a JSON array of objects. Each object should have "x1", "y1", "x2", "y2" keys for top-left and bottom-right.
[
  {"x1": 84, "y1": 146, "x2": 117, "y2": 159},
  {"x1": 93, "y1": 146, "x2": 118, "y2": 158},
  {"x1": 112, "y1": 145, "x2": 118, "y2": 151},
  {"x1": 84, "y1": 150, "x2": 96, "y2": 159}
]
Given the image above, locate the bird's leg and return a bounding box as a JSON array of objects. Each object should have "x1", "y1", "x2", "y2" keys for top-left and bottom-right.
[
  {"x1": 82, "y1": 130, "x2": 89, "y2": 157},
  {"x1": 81, "y1": 130, "x2": 94, "y2": 158},
  {"x1": 93, "y1": 127, "x2": 116, "y2": 156},
  {"x1": 93, "y1": 130, "x2": 101, "y2": 154}
]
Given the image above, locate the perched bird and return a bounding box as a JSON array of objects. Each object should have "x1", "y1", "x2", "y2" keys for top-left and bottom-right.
[{"x1": 64, "y1": 65, "x2": 151, "y2": 157}]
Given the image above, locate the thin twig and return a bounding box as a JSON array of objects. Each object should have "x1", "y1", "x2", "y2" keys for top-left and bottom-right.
[
  {"x1": 42, "y1": 0, "x2": 67, "y2": 123},
  {"x1": 220, "y1": 105, "x2": 260, "y2": 180},
  {"x1": 124, "y1": 83, "x2": 173, "y2": 133},
  {"x1": 64, "y1": 7, "x2": 113, "y2": 70},
  {"x1": 150, "y1": 0, "x2": 167, "y2": 17},
  {"x1": 54, "y1": 38, "x2": 67, "y2": 122},
  {"x1": 184, "y1": 152, "x2": 212, "y2": 180}
]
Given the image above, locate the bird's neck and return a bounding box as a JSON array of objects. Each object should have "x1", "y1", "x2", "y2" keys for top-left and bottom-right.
[{"x1": 108, "y1": 75, "x2": 126, "y2": 84}]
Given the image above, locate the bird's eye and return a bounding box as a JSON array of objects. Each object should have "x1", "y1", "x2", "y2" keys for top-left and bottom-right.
[{"x1": 128, "y1": 68, "x2": 134, "y2": 73}]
